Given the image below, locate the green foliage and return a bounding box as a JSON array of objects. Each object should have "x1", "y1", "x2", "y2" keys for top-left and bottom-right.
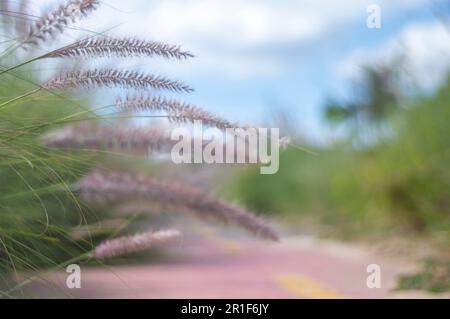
[
  {"x1": 232, "y1": 78, "x2": 450, "y2": 243},
  {"x1": 396, "y1": 259, "x2": 450, "y2": 293},
  {"x1": 324, "y1": 64, "x2": 399, "y2": 129},
  {"x1": 0, "y1": 74, "x2": 103, "y2": 279},
  {"x1": 377, "y1": 79, "x2": 450, "y2": 238},
  {"x1": 324, "y1": 101, "x2": 355, "y2": 124},
  {"x1": 230, "y1": 146, "x2": 384, "y2": 237}
]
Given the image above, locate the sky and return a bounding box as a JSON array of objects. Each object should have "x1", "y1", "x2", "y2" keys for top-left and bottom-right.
[{"x1": 32, "y1": 0, "x2": 450, "y2": 142}]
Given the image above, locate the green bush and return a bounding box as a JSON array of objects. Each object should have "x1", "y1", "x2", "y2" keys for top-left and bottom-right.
[
  {"x1": 231, "y1": 79, "x2": 450, "y2": 243},
  {"x1": 0, "y1": 74, "x2": 102, "y2": 277}
]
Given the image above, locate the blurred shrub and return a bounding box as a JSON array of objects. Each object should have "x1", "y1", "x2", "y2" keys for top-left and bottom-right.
[
  {"x1": 230, "y1": 78, "x2": 450, "y2": 243},
  {"x1": 396, "y1": 258, "x2": 450, "y2": 293},
  {"x1": 378, "y1": 80, "x2": 450, "y2": 237}
]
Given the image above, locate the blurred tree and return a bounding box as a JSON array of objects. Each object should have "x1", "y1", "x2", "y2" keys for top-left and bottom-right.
[{"x1": 324, "y1": 63, "x2": 400, "y2": 137}]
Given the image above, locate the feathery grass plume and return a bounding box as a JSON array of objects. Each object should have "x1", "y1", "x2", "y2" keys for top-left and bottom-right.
[
  {"x1": 279, "y1": 136, "x2": 291, "y2": 150},
  {"x1": 24, "y1": 0, "x2": 99, "y2": 46},
  {"x1": 43, "y1": 37, "x2": 194, "y2": 59},
  {"x1": 116, "y1": 95, "x2": 239, "y2": 129},
  {"x1": 44, "y1": 69, "x2": 193, "y2": 92},
  {"x1": 116, "y1": 95, "x2": 291, "y2": 150},
  {"x1": 42, "y1": 122, "x2": 175, "y2": 154},
  {"x1": 78, "y1": 170, "x2": 279, "y2": 241},
  {"x1": 42, "y1": 122, "x2": 260, "y2": 163},
  {"x1": 91, "y1": 229, "x2": 181, "y2": 260}
]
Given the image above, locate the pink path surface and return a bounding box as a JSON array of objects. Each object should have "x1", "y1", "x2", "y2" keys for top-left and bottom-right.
[{"x1": 22, "y1": 235, "x2": 432, "y2": 298}]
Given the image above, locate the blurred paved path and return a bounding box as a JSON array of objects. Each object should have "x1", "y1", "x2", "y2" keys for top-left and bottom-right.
[{"x1": 22, "y1": 230, "x2": 437, "y2": 298}]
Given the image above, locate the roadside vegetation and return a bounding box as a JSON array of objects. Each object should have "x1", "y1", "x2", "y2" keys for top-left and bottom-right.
[{"x1": 230, "y1": 67, "x2": 450, "y2": 292}]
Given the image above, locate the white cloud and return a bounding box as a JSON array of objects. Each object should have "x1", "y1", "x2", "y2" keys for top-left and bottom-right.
[
  {"x1": 148, "y1": 1, "x2": 322, "y2": 46},
  {"x1": 86, "y1": 0, "x2": 431, "y2": 79},
  {"x1": 98, "y1": 0, "x2": 428, "y2": 45},
  {"x1": 337, "y1": 21, "x2": 450, "y2": 92},
  {"x1": 97, "y1": 0, "x2": 324, "y2": 45}
]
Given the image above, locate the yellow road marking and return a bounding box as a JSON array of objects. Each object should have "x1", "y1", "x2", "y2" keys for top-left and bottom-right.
[
  {"x1": 218, "y1": 240, "x2": 245, "y2": 254},
  {"x1": 275, "y1": 274, "x2": 348, "y2": 299},
  {"x1": 198, "y1": 226, "x2": 246, "y2": 255}
]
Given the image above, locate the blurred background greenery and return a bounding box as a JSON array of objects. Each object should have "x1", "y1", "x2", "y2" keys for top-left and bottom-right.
[{"x1": 226, "y1": 68, "x2": 450, "y2": 292}]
